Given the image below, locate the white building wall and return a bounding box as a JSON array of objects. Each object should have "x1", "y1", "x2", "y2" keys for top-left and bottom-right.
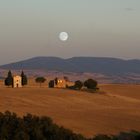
[{"x1": 13, "y1": 76, "x2": 22, "y2": 88}]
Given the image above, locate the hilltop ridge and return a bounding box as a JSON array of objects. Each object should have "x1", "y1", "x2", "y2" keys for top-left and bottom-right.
[{"x1": 0, "y1": 56, "x2": 140, "y2": 74}]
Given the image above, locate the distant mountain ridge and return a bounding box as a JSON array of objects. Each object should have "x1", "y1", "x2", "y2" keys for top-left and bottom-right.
[{"x1": 0, "y1": 57, "x2": 140, "y2": 75}]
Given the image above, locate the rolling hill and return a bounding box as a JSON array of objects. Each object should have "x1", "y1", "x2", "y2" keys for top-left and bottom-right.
[
  {"x1": 0, "y1": 84, "x2": 140, "y2": 137},
  {"x1": 0, "y1": 57, "x2": 140, "y2": 74}
]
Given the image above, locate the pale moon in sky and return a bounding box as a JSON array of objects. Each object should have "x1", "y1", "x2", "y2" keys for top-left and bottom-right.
[{"x1": 59, "y1": 32, "x2": 68, "y2": 41}]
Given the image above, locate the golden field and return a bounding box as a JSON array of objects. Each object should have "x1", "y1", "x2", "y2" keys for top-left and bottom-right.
[{"x1": 0, "y1": 80, "x2": 140, "y2": 137}]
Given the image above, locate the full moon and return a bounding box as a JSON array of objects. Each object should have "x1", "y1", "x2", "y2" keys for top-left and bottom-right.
[{"x1": 59, "y1": 32, "x2": 68, "y2": 41}]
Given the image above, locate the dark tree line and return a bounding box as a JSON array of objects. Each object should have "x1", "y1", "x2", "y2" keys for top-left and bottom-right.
[
  {"x1": 0, "y1": 111, "x2": 85, "y2": 140},
  {"x1": 0, "y1": 111, "x2": 139, "y2": 140}
]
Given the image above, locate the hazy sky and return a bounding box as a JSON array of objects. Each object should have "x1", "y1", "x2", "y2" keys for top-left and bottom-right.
[{"x1": 0, "y1": 0, "x2": 140, "y2": 64}]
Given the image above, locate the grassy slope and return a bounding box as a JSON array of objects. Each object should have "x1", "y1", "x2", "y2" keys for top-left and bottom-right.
[{"x1": 0, "y1": 83, "x2": 140, "y2": 137}]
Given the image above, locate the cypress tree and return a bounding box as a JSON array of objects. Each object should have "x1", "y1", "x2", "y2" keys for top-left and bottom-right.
[
  {"x1": 55, "y1": 77, "x2": 58, "y2": 85},
  {"x1": 21, "y1": 71, "x2": 28, "y2": 86},
  {"x1": 5, "y1": 70, "x2": 13, "y2": 87}
]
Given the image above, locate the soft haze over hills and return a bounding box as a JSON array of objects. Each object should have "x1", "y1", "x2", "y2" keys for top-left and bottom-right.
[
  {"x1": 0, "y1": 0, "x2": 140, "y2": 64},
  {"x1": 0, "y1": 57, "x2": 140, "y2": 74}
]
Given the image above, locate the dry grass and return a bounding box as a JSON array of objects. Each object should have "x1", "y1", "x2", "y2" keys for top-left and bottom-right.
[
  {"x1": 0, "y1": 80, "x2": 140, "y2": 137},
  {"x1": 100, "y1": 84, "x2": 140, "y2": 99}
]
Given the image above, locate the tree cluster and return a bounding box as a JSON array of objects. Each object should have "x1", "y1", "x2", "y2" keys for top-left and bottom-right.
[
  {"x1": 5, "y1": 71, "x2": 28, "y2": 87},
  {"x1": 0, "y1": 111, "x2": 85, "y2": 140},
  {"x1": 0, "y1": 111, "x2": 140, "y2": 140},
  {"x1": 72, "y1": 79, "x2": 98, "y2": 91}
]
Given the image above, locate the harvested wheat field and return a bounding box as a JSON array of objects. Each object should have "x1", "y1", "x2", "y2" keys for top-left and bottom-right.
[{"x1": 0, "y1": 83, "x2": 140, "y2": 137}]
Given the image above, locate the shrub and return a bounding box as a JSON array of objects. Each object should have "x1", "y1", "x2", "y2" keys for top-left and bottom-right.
[
  {"x1": 74, "y1": 80, "x2": 83, "y2": 90},
  {"x1": 84, "y1": 79, "x2": 98, "y2": 90},
  {"x1": 92, "y1": 134, "x2": 112, "y2": 140}
]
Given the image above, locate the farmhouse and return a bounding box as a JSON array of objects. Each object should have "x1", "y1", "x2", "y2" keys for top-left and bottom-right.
[{"x1": 49, "y1": 78, "x2": 74, "y2": 88}]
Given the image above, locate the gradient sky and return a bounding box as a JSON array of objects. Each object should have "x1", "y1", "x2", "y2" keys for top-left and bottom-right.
[{"x1": 0, "y1": 0, "x2": 140, "y2": 64}]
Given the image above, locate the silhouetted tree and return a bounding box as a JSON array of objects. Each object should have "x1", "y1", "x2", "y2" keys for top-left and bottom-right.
[
  {"x1": 21, "y1": 71, "x2": 28, "y2": 86},
  {"x1": 84, "y1": 79, "x2": 98, "y2": 90},
  {"x1": 5, "y1": 70, "x2": 13, "y2": 87},
  {"x1": 74, "y1": 80, "x2": 83, "y2": 90},
  {"x1": 55, "y1": 77, "x2": 58, "y2": 85},
  {"x1": 35, "y1": 77, "x2": 46, "y2": 87},
  {"x1": 64, "y1": 76, "x2": 69, "y2": 82}
]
